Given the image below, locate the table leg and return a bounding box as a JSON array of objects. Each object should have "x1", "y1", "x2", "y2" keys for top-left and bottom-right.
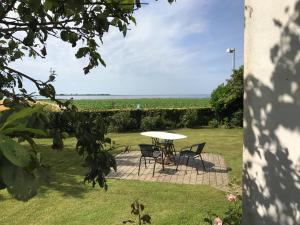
[{"x1": 161, "y1": 150, "x2": 165, "y2": 170}]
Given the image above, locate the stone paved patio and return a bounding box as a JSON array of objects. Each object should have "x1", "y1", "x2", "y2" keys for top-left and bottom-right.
[{"x1": 108, "y1": 151, "x2": 229, "y2": 190}]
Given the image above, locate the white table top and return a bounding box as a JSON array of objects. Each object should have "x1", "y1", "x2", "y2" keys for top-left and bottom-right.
[{"x1": 140, "y1": 131, "x2": 187, "y2": 140}]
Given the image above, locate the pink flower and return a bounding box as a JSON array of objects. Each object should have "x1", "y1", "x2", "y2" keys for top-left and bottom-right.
[
  {"x1": 214, "y1": 217, "x2": 222, "y2": 225},
  {"x1": 227, "y1": 194, "x2": 237, "y2": 202}
]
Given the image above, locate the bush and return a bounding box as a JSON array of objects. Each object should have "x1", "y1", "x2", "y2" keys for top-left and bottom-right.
[
  {"x1": 204, "y1": 183, "x2": 242, "y2": 225},
  {"x1": 140, "y1": 116, "x2": 163, "y2": 131},
  {"x1": 222, "y1": 110, "x2": 243, "y2": 129},
  {"x1": 108, "y1": 111, "x2": 137, "y2": 132},
  {"x1": 209, "y1": 119, "x2": 219, "y2": 128},
  {"x1": 223, "y1": 118, "x2": 233, "y2": 129},
  {"x1": 181, "y1": 110, "x2": 198, "y2": 128},
  {"x1": 230, "y1": 110, "x2": 243, "y2": 127},
  {"x1": 162, "y1": 119, "x2": 176, "y2": 129},
  {"x1": 51, "y1": 107, "x2": 215, "y2": 132}
]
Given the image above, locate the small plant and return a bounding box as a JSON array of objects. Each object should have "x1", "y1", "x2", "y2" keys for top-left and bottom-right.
[
  {"x1": 223, "y1": 118, "x2": 233, "y2": 129},
  {"x1": 123, "y1": 200, "x2": 151, "y2": 225},
  {"x1": 109, "y1": 111, "x2": 137, "y2": 132},
  {"x1": 140, "y1": 116, "x2": 162, "y2": 131},
  {"x1": 204, "y1": 185, "x2": 242, "y2": 225},
  {"x1": 230, "y1": 110, "x2": 243, "y2": 127},
  {"x1": 208, "y1": 119, "x2": 219, "y2": 128}
]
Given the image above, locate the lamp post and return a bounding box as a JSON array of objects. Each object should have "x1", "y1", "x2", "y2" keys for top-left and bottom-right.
[{"x1": 226, "y1": 48, "x2": 236, "y2": 70}]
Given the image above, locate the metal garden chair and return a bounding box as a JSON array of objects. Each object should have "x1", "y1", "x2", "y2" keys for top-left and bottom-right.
[
  {"x1": 176, "y1": 142, "x2": 206, "y2": 174},
  {"x1": 138, "y1": 144, "x2": 162, "y2": 176}
]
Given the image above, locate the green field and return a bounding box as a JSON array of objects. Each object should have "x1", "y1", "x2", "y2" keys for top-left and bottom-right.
[
  {"x1": 69, "y1": 98, "x2": 210, "y2": 110},
  {"x1": 0, "y1": 128, "x2": 242, "y2": 225}
]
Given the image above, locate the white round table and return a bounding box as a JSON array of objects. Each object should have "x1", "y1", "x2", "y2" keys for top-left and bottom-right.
[
  {"x1": 140, "y1": 131, "x2": 187, "y2": 169},
  {"x1": 140, "y1": 131, "x2": 187, "y2": 140}
]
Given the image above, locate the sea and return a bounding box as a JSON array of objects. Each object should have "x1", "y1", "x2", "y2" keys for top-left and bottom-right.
[{"x1": 35, "y1": 94, "x2": 210, "y2": 100}]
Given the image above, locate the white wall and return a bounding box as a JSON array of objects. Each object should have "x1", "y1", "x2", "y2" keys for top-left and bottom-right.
[{"x1": 244, "y1": 0, "x2": 300, "y2": 224}]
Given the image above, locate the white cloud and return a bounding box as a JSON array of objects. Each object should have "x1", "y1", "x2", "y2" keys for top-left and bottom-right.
[{"x1": 10, "y1": 0, "x2": 231, "y2": 95}]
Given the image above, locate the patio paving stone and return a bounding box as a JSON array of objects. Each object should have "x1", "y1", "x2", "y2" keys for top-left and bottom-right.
[{"x1": 108, "y1": 151, "x2": 229, "y2": 190}]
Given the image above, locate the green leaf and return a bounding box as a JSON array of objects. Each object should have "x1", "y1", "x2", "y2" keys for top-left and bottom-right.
[
  {"x1": 99, "y1": 56, "x2": 106, "y2": 67},
  {"x1": 75, "y1": 47, "x2": 90, "y2": 59},
  {"x1": 0, "y1": 135, "x2": 33, "y2": 167},
  {"x1": 0, "y1": 106, "x2": 43, "y2": 131},
  {"x1": 60, "y1": 31, "x2": 69, "y2": 42},
  {"x1": 2, "y1": 127, "x2": 47, "y2": 136},
  {"x1": 44, "y1": 0, "x2": 55, "y2": 11},
  {"x1": 0, "y1": 158, "x2": 37, "y2": 201},
  {"x1": 23, "y1": 32, "x2": 35, "y2": 46},
  {"x1": 120, "y1": 0, "x2": 135, "y2": 11},
  {"x1": 28, "y1": 0, "x2": 41, "y2": 11},
  {"x1": 41, "y1": 46, "x2": 47, "y2": 56},
  {"x1": 129, "y1": 16, "x2": 136, "y2": 25}
]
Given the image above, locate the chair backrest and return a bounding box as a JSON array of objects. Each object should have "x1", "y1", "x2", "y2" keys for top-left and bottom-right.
[
  {"x1": 195, "y1": 142, "x2": 206, "y2": 155},
  {"x1": 152, "y1": 138, "x2": 160, "y2": 146},
  {"x1": 139, "y1": 144, "x2": 155, "y2": 157},
  {"x1": 163, "y1": 139, "x2": 173, "y2": 146}
]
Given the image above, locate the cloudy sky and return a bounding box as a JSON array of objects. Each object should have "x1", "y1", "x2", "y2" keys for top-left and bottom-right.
[{"x1": 12, "y1": 0, "x2": 244, "y2": 95}]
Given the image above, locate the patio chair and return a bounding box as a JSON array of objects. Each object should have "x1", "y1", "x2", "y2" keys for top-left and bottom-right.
[
  {"x1": 176, "y1": 142, "x2": 206, "y2": 174},
  {"x1": 138, "y1": 144, "x2": 162, "y2": 176},
  {"x1": 152, "y1": 139, "x2": 176, "y2": 157},
  {"x1": 163, "y1": 140, "x2": 177, "y2": 156}
]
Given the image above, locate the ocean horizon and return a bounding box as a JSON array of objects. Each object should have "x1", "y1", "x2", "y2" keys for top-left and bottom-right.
[{"x1": 35, "y1": 94, "x2": 210, "y2": 100}]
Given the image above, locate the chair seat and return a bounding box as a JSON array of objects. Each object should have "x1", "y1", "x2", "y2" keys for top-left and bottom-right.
[
  {"x1": 153, "y1": 151, "x2": 162, "y2": 158},
  {"x1": 180, "y1": 150, "x2": 196, "y2": 157},
  {"x1": 176, "y1": 142, "x2": 206, "y2": 174}
]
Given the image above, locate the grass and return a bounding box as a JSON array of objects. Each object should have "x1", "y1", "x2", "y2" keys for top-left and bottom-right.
[
  {"x1": 69, "y1": 98, "x2": 210, "y2": 110},
  {"x1": 0, "y1": 128, "x2": 242, "y2": 225}
]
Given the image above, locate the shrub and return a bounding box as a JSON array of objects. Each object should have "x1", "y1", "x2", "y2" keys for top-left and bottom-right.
[
  {"x1": 140, "y1": 116, "x2": 163, "y2": 131},
  {"x1": 51, "y1": 107, "x2": 215, "y2": 132},
  {"x1": 141, "y1": 115, "x2": 176, "y2": 131},
  {"x1": 230, "y1": 110, "x2": 243, "y2": 127},
  {"x1": 209, "y1": 119, "x2": 219, "y2": 128},
  {"x1": 109, "y1": 111, "x2": 137, "y2": 132},
  {"x1": 204, "y1": 182, "x2": 242, "y2": 225},
  {"x1": 222, "y1": 110, "x2": 243, "y2": 129},
  {"x1": 223, "y1": 118, "x2": 233, "y2": 129},
  {"x1": 162, "y1": 119, "x2": 176, "y2": 129},
  {"x1": 181, "y1": 110, "x2": 198, "y2": 128}
]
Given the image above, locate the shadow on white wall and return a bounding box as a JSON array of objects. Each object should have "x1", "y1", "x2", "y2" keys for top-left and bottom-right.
[{"x1": 244, "y1": 1, "x2": 300, "y2": 224}]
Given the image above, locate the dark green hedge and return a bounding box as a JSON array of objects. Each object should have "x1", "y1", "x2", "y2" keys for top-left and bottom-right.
[
  {"x1": 74, "y1": 107, "x2": 215, "y2": 132},
  {"x1": 46, "y1": 107, "x2": 243, "y2": 136}
]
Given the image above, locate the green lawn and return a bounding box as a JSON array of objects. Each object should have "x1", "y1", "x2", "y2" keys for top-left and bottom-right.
[
  {"x1": 70, "y1": 98, "x2": 210, "y2": 110},
  {"x1": 0, "y1": 128, "x2": 242, "y2": 225}
]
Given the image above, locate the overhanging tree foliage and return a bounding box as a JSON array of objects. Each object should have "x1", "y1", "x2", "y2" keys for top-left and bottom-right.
[
  {"x1": 0, "y1": 0, "x2": 174, "y2": 201},
  {"x1": 0, "y1": 0, "x2": 146, "y2": 103}
]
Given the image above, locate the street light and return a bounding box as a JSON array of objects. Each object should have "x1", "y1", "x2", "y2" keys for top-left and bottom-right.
[{"x1": 226, "y1": 48, "x2": 236, "y2": 70}]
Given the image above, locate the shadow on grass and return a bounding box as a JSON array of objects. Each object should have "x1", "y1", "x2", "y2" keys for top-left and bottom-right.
[{"x1": 35, "y1": 144, "x2": 92, "y2": 199}]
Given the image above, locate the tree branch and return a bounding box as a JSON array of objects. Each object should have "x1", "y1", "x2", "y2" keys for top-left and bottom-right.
[
  {"x1": 10, "y1": 36, "x2": 45, "y2": 59},
  {"x1": 1, "y1": 18, "x2": 77, "y2": 27},
  {"x1": 3, "y1": 66, "x2": 44, "y2": 86},
  {"x1": 0, "y1": 0, "x2": 17, "y2": 21}
]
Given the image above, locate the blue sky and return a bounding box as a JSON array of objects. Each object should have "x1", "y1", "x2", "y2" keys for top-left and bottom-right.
[{"x1": 13, "y1": 0, "x2": 244, "y2": 95}]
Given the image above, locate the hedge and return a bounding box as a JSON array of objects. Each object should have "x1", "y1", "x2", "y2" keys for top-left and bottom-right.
[
  {"x1": 70, "y1": 107, "x2": 215, "y2": 132},
  {"x1": 43, "y1": 106, "x2": 244, "y2": 136}
]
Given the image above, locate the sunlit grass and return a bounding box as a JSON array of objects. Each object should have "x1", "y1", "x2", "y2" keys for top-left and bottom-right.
[{"x1": 0, "y1": 128, "x2": 242, "y2": 225}]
